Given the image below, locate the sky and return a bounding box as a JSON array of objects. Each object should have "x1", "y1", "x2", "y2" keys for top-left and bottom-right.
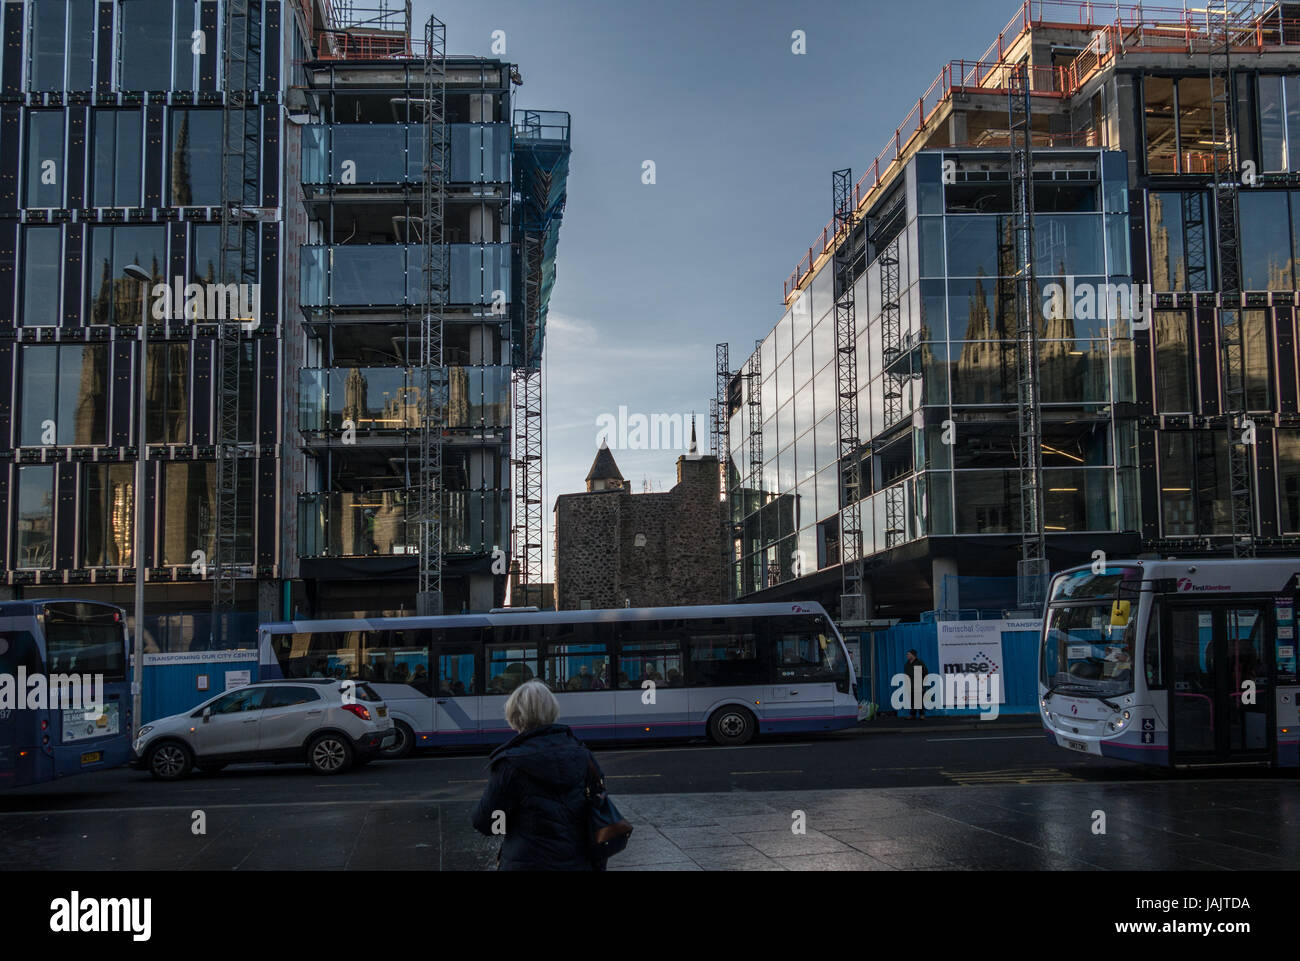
[{"x1": 414, "y1": 0, "x2": 1024, "y2": 578}]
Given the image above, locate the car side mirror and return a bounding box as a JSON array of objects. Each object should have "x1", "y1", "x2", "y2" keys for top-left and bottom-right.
[{"x1": 203, "y1": 707, "x2": 212, "y2": 723}]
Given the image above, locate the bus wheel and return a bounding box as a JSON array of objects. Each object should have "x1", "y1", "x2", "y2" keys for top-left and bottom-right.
[
  {"x1": 307, "y1": 733, "x2": 353, "y2": 775},
  {"x1": 381, "y1": 721, "x2": 414, "y2": 760},
  {"x1": 708, "y1": 706, "x2": 755, "y2": 746},
  {"x1": 148, "y1": 741, "x2": 193, "y2": 781}
]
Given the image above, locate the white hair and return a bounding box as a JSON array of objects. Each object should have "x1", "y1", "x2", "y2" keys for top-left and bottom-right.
[{"x1": 503, "y1": 679, "x2": 560, "y2": 732}]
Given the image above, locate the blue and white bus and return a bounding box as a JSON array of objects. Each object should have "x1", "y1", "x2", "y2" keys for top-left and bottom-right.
[
  {"x1": 1040, "y1": 558, "x2": 1300, "y2": 768},
  {"x1": 0, "y1": 600, "x2": 132, "y2": 787},
  {"x1": 258, "y1": 602, "x2": 861, "y2": 754}
]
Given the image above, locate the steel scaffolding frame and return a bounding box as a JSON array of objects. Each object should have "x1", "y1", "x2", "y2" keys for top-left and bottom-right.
[
  {"x1": 832, "y1": 170, "x2": 865, "y2": 619},
  {"x1": 1207, "y1": 2, "x2": 1256, "y2": 558},
  {"x1": 745, "y1": 339, "x2": 763, "y2": 594},
  {"x1": 417, "y1": 14, "x2": 448, "y2": 615},
  {"x1": 715, "y1": 343, "x2": 731, "y2": 598},
  {"x1": 213, "y1": 0, "x2": 261, "y2": 637},
  {"x1": 1009, "y1": 61, "x2": 1048, "y2": 607},
  {"x1": 511, "y1": 362, "x2": 543, "y2": 598}
]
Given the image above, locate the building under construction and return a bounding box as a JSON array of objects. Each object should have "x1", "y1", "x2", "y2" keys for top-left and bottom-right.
[
  {"x1": 723, "y1": 0, "x2": 1300, "y2": 620},
  {"x1": 0, "y1": 0, "x2": 570, "y2": 645}
]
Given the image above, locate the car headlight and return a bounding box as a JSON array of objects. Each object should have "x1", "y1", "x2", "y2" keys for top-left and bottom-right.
[{"x1": 134, "y1": 725, "x2": 153, "y2": 743}]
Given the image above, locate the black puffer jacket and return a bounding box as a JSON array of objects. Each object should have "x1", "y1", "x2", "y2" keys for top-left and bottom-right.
[{"x1": 470, "y1": 724, "x2": 600, "y2": 871}]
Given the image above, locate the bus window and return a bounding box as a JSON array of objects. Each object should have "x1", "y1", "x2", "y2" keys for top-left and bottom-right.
[
  {"x1": 769, "y1": 616, "x2": 848, "y2": 683},
  {"x1": 44, "y1": 606, "x2": 126, "y2": 680},
  {"x1": 618, "y1": 635, "x2": 684, "y2": 689},
  {"x1": 686, "y1": 620, "x2": 762, "y2": 686},
  {"x1": 0, "y1": 631, "x2": 42, "y2": 675},
  {"x1": 540, "y1": 622, "x2": 606, "y2": 692},
  {"x1": 485, "y1": 645, "x2": 537, "y2": 694},
  {"x1": 433, "y1": 647, "x2": 476, "y2": 697}
]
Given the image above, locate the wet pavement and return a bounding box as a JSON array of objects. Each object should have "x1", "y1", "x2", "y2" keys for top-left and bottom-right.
[{"x1": 2, "y1": 776, "x2": 1295, "y2": 871}]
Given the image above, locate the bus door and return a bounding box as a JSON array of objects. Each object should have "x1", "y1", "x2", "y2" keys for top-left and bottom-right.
[
  {"x1": 765, "y1": 616, "x2": 835, "y2": 725},
  {"x1": 1166, "y1": 600, "x2": 1273, "y2": 764},
  {"x1": 431, "y1": 628, "x2": 481, "y2": 742}
]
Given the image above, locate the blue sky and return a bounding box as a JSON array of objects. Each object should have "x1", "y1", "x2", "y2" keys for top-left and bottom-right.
[{"x1": 415, "y1": 0, "x2": 1023, "y2": 576}]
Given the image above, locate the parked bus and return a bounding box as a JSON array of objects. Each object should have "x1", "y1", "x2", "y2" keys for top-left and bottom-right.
[
  {"x1": 258, "y1": 602, "x2": 861, "y2": 754},
  {"x1": 0, "y1": 600, "x2": 132, "y2": 787},
  {"x1": 1039, "y1": 558, "x2": 1300, "y2": 768}
]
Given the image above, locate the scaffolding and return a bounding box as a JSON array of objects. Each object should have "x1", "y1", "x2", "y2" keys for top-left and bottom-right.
[
  {"x1": 417, "y1": 13, "x2": 448, "y2": 616},
  {"x1": 212, "y1": 0, "x2": 261, "y2": 637},
  {"x1": 511, "y1": 111, "x2": 571, "y2": 604},
  {"x1": 715, "y1": 343, "x2": 731, "y2": 598},
  {"x1": 1207, "y1": 2, "x2": 1257, "y2": 558},
  {"x1": 745, "y1": 339, "x2": 763, "y2": 593},
  {"x1": 832, "y1": 170, "x2": 866, "y2": 620},
  {"x1": 1009, "y1": 61, "x2": 1048, "y2": 608}
]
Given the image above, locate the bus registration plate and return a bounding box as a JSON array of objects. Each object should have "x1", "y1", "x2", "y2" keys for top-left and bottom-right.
[
  {"x1": 1063, "y1": 738, "x2": 1089, "y2": 753},
  {"x1": 80, "y1": 751, "x2": 102, "y2": 766}
]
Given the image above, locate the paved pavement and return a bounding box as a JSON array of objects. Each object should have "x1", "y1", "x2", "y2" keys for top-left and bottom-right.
[
  {"x1": 602, "y1": 779, "x2": 1300, "y2": 871},
  {"x1": 1, "y1": 724, "x2": 1295, "y2": 870}
]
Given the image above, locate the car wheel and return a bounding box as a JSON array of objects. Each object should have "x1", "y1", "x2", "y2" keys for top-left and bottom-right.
[
  {"x1": 147, "y1": 741, "x2": 193, "y2": 781},
  {"x1": 307, "y1": 733, "x2": 353, "y2": 775},
  {"x1": 380, "y1": 721, "x2": 414, "y2": 760},
  {"x1": 708, "y1": 705, "x2": 756, "y2": 746},
  {"x1": 197, "y1": 763, "x2": 227, "y2": 774}
]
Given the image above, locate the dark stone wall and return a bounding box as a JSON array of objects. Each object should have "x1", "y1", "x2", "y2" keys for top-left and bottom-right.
[{"x1": 555, "y1": 455, "x2": 726, "y2": 610}]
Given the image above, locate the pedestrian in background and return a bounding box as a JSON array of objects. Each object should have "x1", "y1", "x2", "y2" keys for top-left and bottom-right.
[
  {"x1": 471, "y1": 679, "x2": 604, "y2": 870},
  {"x1": 904, "y1": 649, "x2": 927, "y2": 719}
]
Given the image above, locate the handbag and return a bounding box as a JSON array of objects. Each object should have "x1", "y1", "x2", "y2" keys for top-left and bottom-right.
[{"x1": 585, "y1": 756, "x2": 633, "y2": 860}]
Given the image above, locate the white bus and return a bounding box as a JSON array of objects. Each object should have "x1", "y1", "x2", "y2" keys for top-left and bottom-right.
[
  {"x1": 257, "y1": 602, "x2": 861, "y2": 754},
  {"x1": 1039, "y1": 558, "x2": 1300, "y2": 768}
]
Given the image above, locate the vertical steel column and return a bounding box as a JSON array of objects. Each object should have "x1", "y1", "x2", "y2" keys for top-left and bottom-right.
[
  {"x1": 746, "y1": 339, "x2": 763, "y2": 595},
  {"x1": 1207, "y1": 3, "x2": 1255, "y2": 557},
  {"x1": 1009, "y1": 61, "x2": 1048, "y2": 607},
  {"x1": 213, "y1": 0, "x2": 261, "y2": 638},
  {"x1": 715, "y1": 342, "x2": 731, "y2": 599},
  {"x1": 832, "y1": 170, "x2": 864, "y2": 619},
  {"x1": 418, "y1": 14, "x2": 448, "y2": 615}
]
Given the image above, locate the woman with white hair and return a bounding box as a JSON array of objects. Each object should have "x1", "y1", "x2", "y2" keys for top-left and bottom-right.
[{"x1": 470, "y1": 679, "x2": 605, "y2": 870}]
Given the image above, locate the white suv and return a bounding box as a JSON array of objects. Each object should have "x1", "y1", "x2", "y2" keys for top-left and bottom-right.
[{"x1": 131, "y1": 680, "x2": 396, "y2": 780}]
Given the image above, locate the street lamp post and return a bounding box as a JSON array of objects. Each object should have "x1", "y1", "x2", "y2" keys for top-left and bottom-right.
[{"x1": 124, "y1": 264, "x2": 151, "y2": 737}]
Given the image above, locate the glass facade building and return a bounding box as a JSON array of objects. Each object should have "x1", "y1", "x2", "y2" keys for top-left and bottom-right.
[
  {"x1": 727, "y1": 3, "x2": 1300, "y2": 617},
  {"x1": 0, "y1": 1, "x2": 569, "y2": 642}
]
